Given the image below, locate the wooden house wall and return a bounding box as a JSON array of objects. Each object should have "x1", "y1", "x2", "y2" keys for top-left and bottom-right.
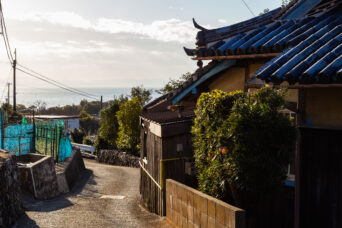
[
  {"x1": 140, "y1": 119, "x2": 196, "y2": 215},
  {"x1": 208, "y1": 66, "x2": 245, "y2": 92},
  {"x1": 299, "y1": 127, "x2": 342, "y2": 228},
  {"x1": 305, "y1": 88, "x2": 342, "y2": 127},
  {"x1": 140, "y1": 122, "x2": 163, "y2": 215}
]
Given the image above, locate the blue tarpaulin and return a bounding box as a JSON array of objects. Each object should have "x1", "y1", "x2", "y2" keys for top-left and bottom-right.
[
  {"x1": 0, "y1": 110, "x2": 73, "y2": 162},
  {"x1": 3, "y1": 123, "x2": 34, "y2": 156}
]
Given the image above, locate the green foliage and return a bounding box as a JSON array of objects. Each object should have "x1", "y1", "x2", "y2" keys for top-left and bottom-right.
[
  {"x1": 1, "y1": 103, "x2": 13, "y2": 116},
  {"x1": 83, "y1": 136, "x2": 94, "y2": 146},
  {"x1": 70, "y1": 128, "x2": 86, "y2": 143},
  {"x1": 97, "y1": 100, "x2": 122, "y2": 150},
  {"x1": 192, "y1": 88, "x2": 297, "y2": 202},
  {"x1": 156, "y1": 72, "x2": 192, "y2": 95},
  {"x1": 116, "y1": 97, "x2": 142, "y2": 155},
  {"x1": 130, "y1": 85, "x2": 152, "y2": 106},
  {"x1": 95, "y1": 135, "x2": 109, "y2": 153},
  {"x1": 79, "y1": 111, "x2": 100, "y2": 135}
]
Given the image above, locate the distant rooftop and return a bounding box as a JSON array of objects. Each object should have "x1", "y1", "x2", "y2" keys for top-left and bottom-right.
[{"x1": 29, "y1": 115, "x2": 80, "y2": 120}]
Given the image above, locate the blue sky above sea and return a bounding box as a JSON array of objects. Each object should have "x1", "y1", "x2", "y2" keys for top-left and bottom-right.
[{"x1": 14, "y1": 87, "x2": 160, "y2": 107}]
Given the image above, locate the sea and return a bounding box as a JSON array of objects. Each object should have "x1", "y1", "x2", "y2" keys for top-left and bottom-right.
[{"x1": 11, "y1": 87, "x2": 160, "y2": 108}]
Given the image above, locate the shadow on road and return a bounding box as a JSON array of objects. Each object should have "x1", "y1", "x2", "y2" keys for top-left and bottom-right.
[
  {"x1": 13, "y1": 213, "x2": 39, "y2": 228},
  {"x1": 21, "y1": 168, "x2": 96, "y2": 213}
]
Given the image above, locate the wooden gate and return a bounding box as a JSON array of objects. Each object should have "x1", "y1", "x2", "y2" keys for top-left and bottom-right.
[{"x1": 299, "y1": 127, "x2": 342, "y2": 228}]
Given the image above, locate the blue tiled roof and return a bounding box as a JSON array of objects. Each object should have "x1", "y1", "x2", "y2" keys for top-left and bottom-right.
[
  {"x1": 183, "y1": 0, "x2": 342, "y2": 85},
  {"x1": 186, "y1": 7, "x2": 342, "y2": 58},
  {"x1": 255, "y1": 8, "x2": 342, "y2": 84}
]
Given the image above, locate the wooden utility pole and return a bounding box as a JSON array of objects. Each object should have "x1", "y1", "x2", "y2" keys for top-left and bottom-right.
[
  {"x1": 100, "y1": 95, "x2": 103, "y2": 110},
  {"x1": 7, "y1": 82, "x2": 11, "y2": 104},
  {"x1": 13, "y1": 49, "x2": 16, "y2": 112}
]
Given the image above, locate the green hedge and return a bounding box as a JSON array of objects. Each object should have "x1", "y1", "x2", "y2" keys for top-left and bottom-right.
[{"x1": 192, "y1": 88, "x2": 297, "y2": 203}]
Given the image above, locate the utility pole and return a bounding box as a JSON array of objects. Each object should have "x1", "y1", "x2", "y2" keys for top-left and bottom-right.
[
  {"x1": 7, "y1": 82, "x2": 11, "y2": 104},
  {"x1": 13, "y1": 49, "x2": 16, "y2": 112},
  {"x1": 100, "y1": 95, "x2": 103, "y2": 110}
]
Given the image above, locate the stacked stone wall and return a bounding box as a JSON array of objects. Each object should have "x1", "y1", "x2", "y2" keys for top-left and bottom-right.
[
  {"x1": 0, "y1": 152, "x2": 23, "y2": 227},
  {"x1": 97, "y1": 150, "x2": 139, "y2": 168}
]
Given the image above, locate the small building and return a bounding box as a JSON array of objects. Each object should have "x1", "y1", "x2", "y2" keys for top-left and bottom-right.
[
  {"x1": 139, "y1": 95, "x2": 196, "y2": 215},
  {"x1": 32, "y1": 115, "x2": 80, "y2": 131}
]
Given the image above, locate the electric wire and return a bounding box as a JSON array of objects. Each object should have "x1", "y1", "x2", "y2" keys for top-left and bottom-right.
[
  {"x1": 0, "y1": 2, "x2": 14, "y2": 63},
  {"x1": 241, "y1": 0, "x2": 256, "y2": 17},
  {"x1": 17, "y1": 67, "x2": 98, "y2": 100},
  {"x1": 1, "y1": 17, "x2": 13, "y2": 64},
  {"x1": 17, "y1": 63, "x2": 99, "y2": 98},
  {"x1": 0, "y1": 67, "x2": 12, "y2": 102},
  {"x1": 0, "y1": 2, "x2": 100, "y2": 101}
]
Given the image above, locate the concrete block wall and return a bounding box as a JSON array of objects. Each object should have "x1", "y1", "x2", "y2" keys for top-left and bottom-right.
[{"x1": 166, "y1": 179, "x2": 245, "y2": 228}]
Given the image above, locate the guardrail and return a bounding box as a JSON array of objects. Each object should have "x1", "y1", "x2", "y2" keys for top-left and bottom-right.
[{"x1": 71, "y1": 143, "x2": 95, "y2": 154}]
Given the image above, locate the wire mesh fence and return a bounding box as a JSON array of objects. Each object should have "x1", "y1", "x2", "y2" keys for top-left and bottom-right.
[
  {"x1": 35, "y1": 121, "x2": 64, "y2": 161},
  {"x1": 0, "y1": 110, "x2": 72, "y2": 162}
]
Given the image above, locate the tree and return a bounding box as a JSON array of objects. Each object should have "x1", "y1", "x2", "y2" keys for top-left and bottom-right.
[
  {"x1": 130, "y1": 85, "x2": 152, "y2": 106},
  {"x1": 116, "y1": 97, "x2": 142, "y2": 155},
  {"x1": 156, "y1": 72, "x2": 192, "y2": 95},
  {"x1": 192, "y1": 88, "x2": 297, "y2": 207},
  {"x1": 70, "y1": 128, "x2": 86, "y2": 143},
  {"x1": 32, "y1": 99, "x2": 47, "y2": 113},
  {"x1": 79, "y1": 110, "x2": 100, "y2": 135},
  {"x1": 97, "y1": 100, "x2": 122, "y2": 150}
]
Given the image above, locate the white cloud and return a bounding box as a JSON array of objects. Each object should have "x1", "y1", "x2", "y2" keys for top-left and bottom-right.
[
  {"x1": 14, "y1": 11, "x2": 197, "y2": 43},
  {"x1": 11, "y1": 40, "x2": 134, "y2": 58},
  {"x1": 218, "y1": 19, "x2": 227, "y2": 24},
  {"x1": 169, "y1": 6, "x2": 184, "y2": 11},
  {"x1": 27, "y1": 11, "x2": 92, "y2": 29}
]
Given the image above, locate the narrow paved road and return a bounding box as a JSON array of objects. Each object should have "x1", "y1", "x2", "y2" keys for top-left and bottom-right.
[{"x1": 15, "y1": 159, "x2": 172, "y2": 228}]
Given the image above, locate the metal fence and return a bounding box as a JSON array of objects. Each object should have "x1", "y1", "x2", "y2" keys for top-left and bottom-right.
[
  {"x1": 35, "y1": 122, "x2": 64, "y2": 161},
  {"x1": 0, "y1": 110, "x2": 72, "y2": 162}
]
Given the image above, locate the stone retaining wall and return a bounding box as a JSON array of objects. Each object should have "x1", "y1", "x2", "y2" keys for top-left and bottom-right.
[
  {"x1": 0, "y1": 151, "x2": 23, "y2": 227},
  {"x1": 18, "y1": 153, "x2": 59, "y2": 200},
  {"x1": 97, "y1": 150, "x2": 139, "y2": 168},
  {"x1": 56, "y1": 148, "x2": 85, "y2": 193},
  {"x1": 166, "y1": 179, "x2": 246, "y2": 228}
]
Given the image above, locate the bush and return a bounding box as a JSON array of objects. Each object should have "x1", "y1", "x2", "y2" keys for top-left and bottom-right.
[
  {"x1": 192, "y1": 88, "x2": 297, "y2": 204},
  {"x1": 79, "y1": 111, "x2": 100, "y2": 135},
  {"x1": 116, "y1": 97, "x2": 142, "y2": 155},
  {"x1": 95, "y1": 135, "x2": 109, "y2": 154},
  {"x1": 70, "y1": 128, "x2": 86, "y2": 143},
  {"x1": 83, "y1": 136, "x2": 94, "y2": 146}
]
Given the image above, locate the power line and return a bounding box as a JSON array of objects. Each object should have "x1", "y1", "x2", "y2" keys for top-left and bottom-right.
[
  {"x1": 0, "y1": 2, "x2": 14, "y2": 63},
  {"x1": 17, "y1": 68, "x2": 98, "y2": 100},
  {"x1": 0, "y1": 2, "x2": 100, "y2": 101},
  {"x1": 241, "y1": 0, "x2": 256, "y2": 17},
  {"x1": 0, "y1": 67, "x2": 12, "y2": 102},
  {"x1": 17, "y1": 63, "x2": 99, "y2": 98},
  {"x1": 1, "y1": 17, "x2": 13, "y2": 64}
]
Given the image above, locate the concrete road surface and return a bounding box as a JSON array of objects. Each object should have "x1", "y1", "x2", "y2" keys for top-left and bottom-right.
[{"x1": 15, "y1": 159, "x2": 173, "y2": 228}]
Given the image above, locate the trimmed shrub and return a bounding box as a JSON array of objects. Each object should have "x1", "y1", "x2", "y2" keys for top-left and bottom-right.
[{"x1": 192, "y1": 88, "x2": 297, "y2": 204}]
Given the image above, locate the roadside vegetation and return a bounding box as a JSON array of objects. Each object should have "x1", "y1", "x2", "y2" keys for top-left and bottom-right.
[{"x1": 192, "y1": 87, "x2": 297, "y2": 210}]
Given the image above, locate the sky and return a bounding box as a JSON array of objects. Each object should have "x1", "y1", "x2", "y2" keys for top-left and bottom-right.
[{"x1": 0, "y1": 0, "x2": 284, "y2": 90}]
